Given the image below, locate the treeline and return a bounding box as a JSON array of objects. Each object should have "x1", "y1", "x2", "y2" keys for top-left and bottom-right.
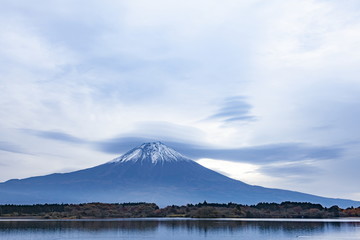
[
  {"x1": 0, "y1": 202, "x2": 159, "y2": 219},
  {"x1": 0, "y1": 201, "x2": 359, "y2": 219}
]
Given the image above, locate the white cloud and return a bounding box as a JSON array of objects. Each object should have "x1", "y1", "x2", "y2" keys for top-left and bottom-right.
[{"x1": 196, "y1": 158, "x2": 270, "y2": 186}]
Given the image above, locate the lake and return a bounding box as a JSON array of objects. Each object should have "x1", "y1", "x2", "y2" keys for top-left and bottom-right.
[{"x1": 0, "y1": 218, "x2": 359, "y2": 239}]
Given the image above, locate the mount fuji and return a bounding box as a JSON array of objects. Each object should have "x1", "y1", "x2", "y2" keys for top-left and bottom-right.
[{"x1": 0, "y1": 142, "x2": 358, "y2": 207}]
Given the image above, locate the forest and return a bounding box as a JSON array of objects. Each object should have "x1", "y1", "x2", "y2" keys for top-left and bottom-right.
[{"x1": 0, "y1": 201, "x2": 359, "y2": 219}]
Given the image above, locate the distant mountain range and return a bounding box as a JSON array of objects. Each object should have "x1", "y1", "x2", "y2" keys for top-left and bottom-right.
[{"x1": 0, "y1": 142, "x2": 358, "y2": 208}]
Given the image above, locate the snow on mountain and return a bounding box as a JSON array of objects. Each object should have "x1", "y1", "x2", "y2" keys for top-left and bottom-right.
[{"x1": 110, "y1": 141, "x2": 191, "y2": 164}]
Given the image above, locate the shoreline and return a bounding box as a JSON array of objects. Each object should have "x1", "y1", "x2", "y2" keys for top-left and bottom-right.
[{"x1": 1, "y1": 217, "x2": 360, "y2": 223}]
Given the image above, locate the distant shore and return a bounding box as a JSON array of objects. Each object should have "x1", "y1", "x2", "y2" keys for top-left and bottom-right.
[{"x1": 0, "y1": 202, "x2": 359, "y2": 219}]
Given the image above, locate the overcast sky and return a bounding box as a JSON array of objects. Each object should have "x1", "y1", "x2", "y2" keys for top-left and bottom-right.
[{"x1": 1, "y1": 0, "x2": 360, "y2": 201}]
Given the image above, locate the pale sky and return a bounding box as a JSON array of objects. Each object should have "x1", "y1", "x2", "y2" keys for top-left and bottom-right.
[{"x1": 1, "y1": 0, "x2": 360, "y2": 201}]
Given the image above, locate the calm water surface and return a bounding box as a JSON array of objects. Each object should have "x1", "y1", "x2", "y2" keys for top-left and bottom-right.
[{"x1": 0, "y1": 218, "x2": 359, "y2": 240}]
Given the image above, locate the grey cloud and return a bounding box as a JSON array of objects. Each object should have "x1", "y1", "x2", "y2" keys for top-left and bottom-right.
[
  {"x1": 208, "y1": 96, "x2": 256, "y2": 123},
  {"x1": 259, "y1": 164, "x2": 320, "y2": 178},
  {"x1": 132, "y1": 121, "x2": 206, "y2": 142},
  {"x1": 95, "y1": 137, "x2": 343, "y2": 164},
  {"x1": 20, "y1": 121, "x2": 205, "y2": 150},
  {"x1": 180, "y1": 143, "x2": 342, "y2": 163},
  {"x1": 22, "y1": 128, "x2": 343, "y2": 164},
  {"x1": 257, "y1": 162, "x2": 322, "y2": 184},
  {"x1": 0, "y1": 141, "x2": 27, "y2": 154},
  {"x1": 223, "y1": 116, "x2": 256, "y2": 122},
  {"x1": 20, "y1": 128, "x2": 201, "y2": 155},
  {"x1": 95, "y1": 137, "x2": 203, "y2": 156},
  {"x1": 21, "y1": 129, "x2": 86, "y2": 144},
  {"x1": 94, "y1": 121, "x2": 207, "y2": 154},
  {"x1": 95, "y1": 137, "x2": 155, "y2": 153}
]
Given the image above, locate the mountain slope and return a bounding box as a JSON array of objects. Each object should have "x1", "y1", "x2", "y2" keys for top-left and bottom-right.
[{"x1": 0, "y1": 142, "x2": 358, "y2": 207}]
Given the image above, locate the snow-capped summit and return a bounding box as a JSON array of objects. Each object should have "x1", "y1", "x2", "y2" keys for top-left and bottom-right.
[{"x1": 110, "y1": 141, "x2": 191, "y2": 164}]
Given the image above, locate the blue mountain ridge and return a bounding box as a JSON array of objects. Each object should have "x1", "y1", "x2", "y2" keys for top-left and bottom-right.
[{"x1": 0, "y1": 142, "x2": 358, "y2": 208}]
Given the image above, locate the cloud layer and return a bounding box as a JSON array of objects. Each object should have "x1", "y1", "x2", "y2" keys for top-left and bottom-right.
[
  {"x1": 22, "y1": 128, "x2": 342, "y2": 165},
  {"x1": 0, "y1": 0, "x2": 360, "y2": 200}
]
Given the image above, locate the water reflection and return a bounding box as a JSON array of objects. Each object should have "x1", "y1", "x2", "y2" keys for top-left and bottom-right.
[{"x1": 0, "y1": 219, "x2": 359, "y2": 240}]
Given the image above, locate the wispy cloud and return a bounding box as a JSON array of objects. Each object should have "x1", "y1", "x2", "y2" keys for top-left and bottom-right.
[
  {"x1": 208, "y1": 96, "x2": 256, "y2": 123},
  {"x1": 95, "y1": 137, "x2": 198, "y2": 155},
  {"x1": 180, "y1": 143, "x2": 342, "y2": 164},
  {"x1": 0, "y1": 141, "x2": 28, "y2": 154},
  {"x1": 258, "y1": 161, "x2": 320, "y2": 178},
  {"x1": 95, "y1": 136, "x2": 342, "y2": 164},
  {"x1": 21, "y1": 129, "x2": 86, "y2": 144},
  {"x1": 22, "y1": 128, "x2": 341, "y2": 164}
]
